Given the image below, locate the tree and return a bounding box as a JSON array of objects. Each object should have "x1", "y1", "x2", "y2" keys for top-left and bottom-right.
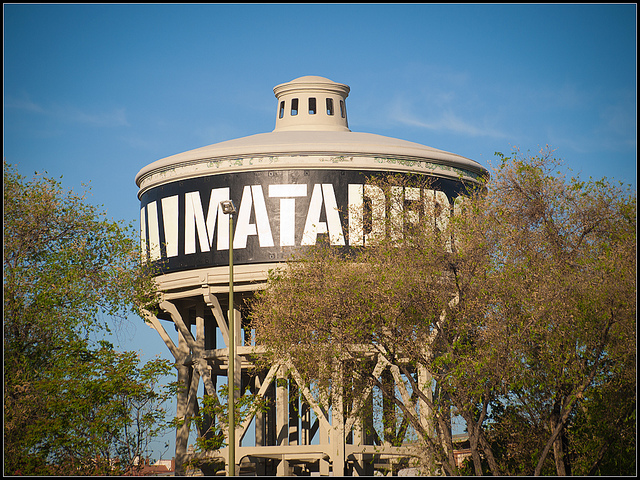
[
  {"x1": 4, "y1": 162, "x2": 172, "y2": 475},
  {"x1": 249, "y1": 148, "x2": 636, "y2": 475},
  {"x1": 475, "y1": 150, "x2": 636, "y2": 475},
  {"x1": 251, "y1": 172, "x2": 486, "y2": 475}
]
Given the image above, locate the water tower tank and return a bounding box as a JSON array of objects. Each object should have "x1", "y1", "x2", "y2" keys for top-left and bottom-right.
[{"x1": 135, "y1": 76, "x2": 487, "y2": 476}]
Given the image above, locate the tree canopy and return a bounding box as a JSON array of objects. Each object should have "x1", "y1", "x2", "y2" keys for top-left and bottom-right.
[
  {"x1": 249, "y1": 149, "x2": 636, "y2": 475},
  {"x1": 4, "y1": 162, "x2": 172, "y2": 475}
]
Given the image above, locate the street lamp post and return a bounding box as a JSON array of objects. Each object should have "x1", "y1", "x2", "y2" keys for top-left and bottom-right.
[{"x1": 220, "y1": 200, "x2": 237, "y2": 476}]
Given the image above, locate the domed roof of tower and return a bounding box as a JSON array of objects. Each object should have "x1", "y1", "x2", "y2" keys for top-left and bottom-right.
[{"x1": 136, "y1": 76, "x2": 487, "y2": 188}]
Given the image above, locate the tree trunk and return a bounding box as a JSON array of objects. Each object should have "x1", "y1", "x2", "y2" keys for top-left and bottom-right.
[
  {"x1": 468, "y1": 423, "x2": 484, "y2": 476},
  {"x1": 552, "y1": 429, "x2": 567, "y2": 476},
  {"x1": 550, "y1": 395, "x2": 572, "y2": 476}
]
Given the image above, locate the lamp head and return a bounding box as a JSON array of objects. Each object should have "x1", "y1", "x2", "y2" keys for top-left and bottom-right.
[{"x1": 220, "y1": 200, "x2": 236, "y2": 215}]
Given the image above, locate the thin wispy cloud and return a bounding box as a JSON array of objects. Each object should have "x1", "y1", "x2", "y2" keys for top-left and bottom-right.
[
  {"x1": 5, "y1": 94, "x2": 129, "y2": 128},
  {"x1": 4, "y1": 94, "x2": 45, "y2": 113},
  {"x1": 596, "y1": 96, "x2": 637, "y2": 149},
  {"x1": 389, "y1": 99, "x2": 509, "y2": 140},
  {"x1": 62, "y1": 106, "x2": 129, "y2": 128},
  {"x1": 534, "y1": 86, "x2": 637, "y2": 156}
]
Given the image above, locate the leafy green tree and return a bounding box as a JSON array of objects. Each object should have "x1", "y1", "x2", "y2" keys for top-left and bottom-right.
[
  {"x1": 473, "y1": 150, "x2": 636, "y2": 476},
  {"x1": 250, "y1": 149, "x2": 636, "y2": 476},
  {"x1": 251, "y1": 173, "x2": 486, "y2": 475},
  {"x1": 4, "y1": 162, "x2": 172, "y2": 475}
]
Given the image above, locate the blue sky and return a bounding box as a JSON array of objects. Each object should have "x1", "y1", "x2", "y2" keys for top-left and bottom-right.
[{"x1": 4, "y1": 3, "x2": 637, "y2": 460}]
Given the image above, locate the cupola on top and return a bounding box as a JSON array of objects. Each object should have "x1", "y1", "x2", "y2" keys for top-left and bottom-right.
[{"x1": 273, "y1": 76, "x2": 351, "y2": 132}]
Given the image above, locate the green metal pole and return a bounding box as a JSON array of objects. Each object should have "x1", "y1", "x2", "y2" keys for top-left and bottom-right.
[{"x1": 228, "y1": 213, "x2": 235, "y2": 477}]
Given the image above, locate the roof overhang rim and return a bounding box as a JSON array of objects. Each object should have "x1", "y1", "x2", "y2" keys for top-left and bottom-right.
[{"x1": 135, "y1": 151, "x2": 487, "y2": 190}]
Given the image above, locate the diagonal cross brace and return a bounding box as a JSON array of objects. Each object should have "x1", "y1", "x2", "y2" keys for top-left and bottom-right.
[{"x1": 141, "y1": 308, "x2": 180, "y2": 360}]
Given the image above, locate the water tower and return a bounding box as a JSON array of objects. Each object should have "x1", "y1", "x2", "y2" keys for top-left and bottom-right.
[{"x1": 135, "y1": 76, "x2": 487, "y2": 476}]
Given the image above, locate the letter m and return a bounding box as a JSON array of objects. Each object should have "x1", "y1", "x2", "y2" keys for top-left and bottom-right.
[{"x1": 185, "y1": 187, "x2": 231, "y2": 254}]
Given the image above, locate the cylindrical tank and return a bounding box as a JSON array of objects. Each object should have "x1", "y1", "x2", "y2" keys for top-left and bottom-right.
[
  {"x1": 136, "y1": 75, "x2": 486, "y2": 292},
  {"x1": 136, "y1": 76, "x2": 487, "y2": 476}
]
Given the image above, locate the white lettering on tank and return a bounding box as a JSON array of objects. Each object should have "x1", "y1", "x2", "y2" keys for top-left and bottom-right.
[
  {"x1": 269, "y1": 184, "x2": 307, "y2": 246},
  {"x1": 146, "y1": 201, "x2": 161, "y2": 261},
  {"x1": 161, "y1": 195, "x2": 179, "y2": 257},
  {"x1": 322, "y1": 184, "x2": 345, "y2": 245},
  {"x1": 453, "y1": 195, "x2": 464, "y2": 217},
  {"x1": 365, "y1": 184, "x2": 386, "y2": 246},
  {"x1": 207, "y1": 188, "x2": 232, "y2": 250},
  {"x1": 347, "y1": 184, "x2": 387, "y2": 246},
  {"x1": 302, "y1": 184, "x2": 345, "y2": 246},
  {"x1": 424, "y1": 189, "x2": 452, "y2": 251},
  {"x1": 452, "y1": 196, "x2": 464, "y2": 250},
  {"x1": 390, "y1": 186, "x2": 422, "y2": 244},
  {"x1": 140, "y1": 207, "x2": 147, "y2": 262},
  {"x1": 184, "y1": 188, "x2": 231, "y2": 255},
  {"x1": 234, "y1": 185, "x2": 274, "y2": 249},
  {"x1": 405, "y1": 187, "x2": 421, "y2": 227},
  {"x1": 185, "y1": 192, "x2": 208, "y2": 255},
  {"x1": 424, "y1": 189, "x2": 451, "y2": 232},
  {"x1": 143, "y1": 181, "x2": 460, "y2": 262},
  {"x1": 348, "y1": 184, "x2": 364, "y2": 246},
  {"x1": 390, "y1": 186, "x2": 404, "y2": 243}
]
